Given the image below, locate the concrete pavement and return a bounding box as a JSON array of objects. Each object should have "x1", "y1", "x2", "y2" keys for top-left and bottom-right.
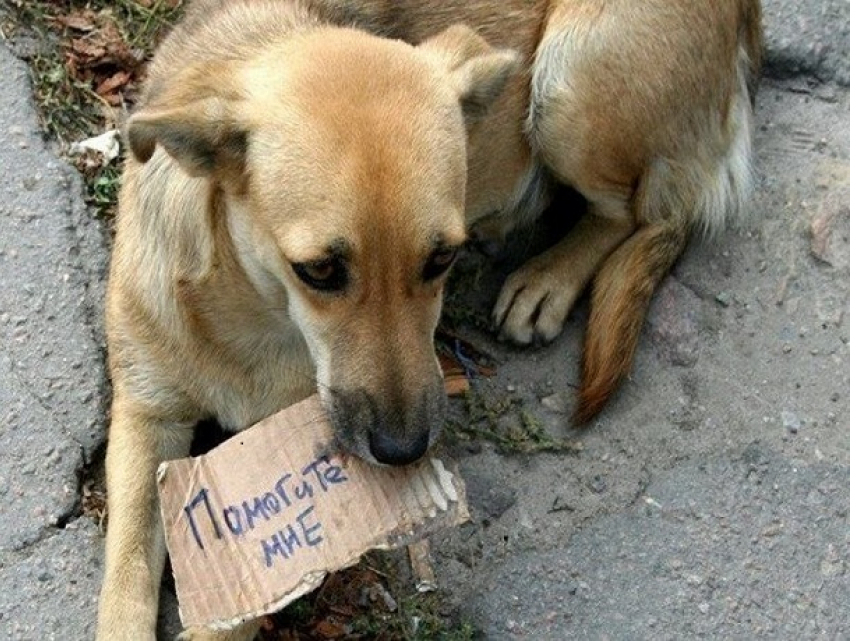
[{"x1": 0, "y1": 41, "x2": 107, "y2": 640}]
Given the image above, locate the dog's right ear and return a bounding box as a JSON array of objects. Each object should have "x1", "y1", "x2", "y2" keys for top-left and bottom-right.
[
  {"x1": 126, "y1": 68, "x2": 247, "y2": 178},
  {"x1": 420, "y1": 25, "x2": 519, "y2": 124}
]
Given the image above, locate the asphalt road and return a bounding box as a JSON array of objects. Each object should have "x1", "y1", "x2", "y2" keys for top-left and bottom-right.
[{"x1": 0, "y1": 1, "x2": 847, "y2": 639}]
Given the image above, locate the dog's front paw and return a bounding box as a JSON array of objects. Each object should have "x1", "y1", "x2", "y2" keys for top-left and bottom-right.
[{"x1": 492, "y1": 258, "x2": 579, "y2": 345}]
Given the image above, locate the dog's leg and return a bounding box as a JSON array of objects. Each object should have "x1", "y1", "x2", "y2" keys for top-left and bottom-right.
[
  {"x1": 493, "y1": 197, "x2": 635, "y2": 346},
  {"x1": 96, "y1": 396, "x2": 195, "y2": 641}
]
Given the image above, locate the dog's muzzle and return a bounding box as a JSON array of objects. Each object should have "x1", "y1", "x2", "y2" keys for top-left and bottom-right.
[{"x1": 328, "y1": 385, "x2": 446, "y2": 466}]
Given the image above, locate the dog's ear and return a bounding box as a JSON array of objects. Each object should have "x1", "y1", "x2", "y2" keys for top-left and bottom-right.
[
  {"x1": 420, "y1": 25, "x2": 519, "y2": 123},
  {"x1": 126, "y1": 68, "x2": 247, "y2": 177},
  {"x1": 127, "y1": 100, "x2": 247, "y2": 177}
]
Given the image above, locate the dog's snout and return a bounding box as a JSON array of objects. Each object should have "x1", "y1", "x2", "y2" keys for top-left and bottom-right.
[
  {"x1": 368, "y1": 429, "x2": 428, "y2": 466},
  {"x1": 328, "y1": 385, "x2": 444, "y2": 465}
]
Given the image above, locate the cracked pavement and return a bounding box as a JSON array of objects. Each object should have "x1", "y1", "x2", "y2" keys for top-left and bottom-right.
[
  {"x1": 0, "y1": 40, "x2": 108, "y2": 640},
  {"x1": 1, "y1": 0, "x2": 848, "y2": 639}
]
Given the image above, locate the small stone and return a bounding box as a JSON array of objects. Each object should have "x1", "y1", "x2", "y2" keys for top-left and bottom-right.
[
  {"x1": 785, "y1": 298, "x2": 800, "y2": 315},
  {"x1": 816, "y1": 290, "x2": 846, "y2": 326},
  {"x1": 541, "y1": 392, "x2": 569, "y2": 414},
  {"x1": 465, "y1": 471, "x2": 517, "y2": 520},
  {"x1": 820, "y1": 544, "x2": 845, "y2": 577},
  {"x1": 370, "y1": 583, "x2": 397, "y2": 612},
  {"x1": 647, "y1": 278, "x2": 701, "y2": 367},
  {"x1": 810, "y1": 191, "x2": 850, "y2": 269},
  {"x1": 588, "y1": 475, "x2": 607, "y2": 494},
  {"x1": 465, "y1": 441, "x2": 482, "y2": 455},
  {"x1": 781, "y1": 410, "x2": 801, "y2": 433},
  {"x1": 782, "y1": 344, "x2": 793, "y2": 354},
  {"x1": 715, "y1": 291, "x2": 733, "y2": 307},
  {"x1": 698, "y1": 603, "x2": 710, "y2": 614},
  {"x1": 830, "y1": 392, "x2": 840, "y2": 402}
]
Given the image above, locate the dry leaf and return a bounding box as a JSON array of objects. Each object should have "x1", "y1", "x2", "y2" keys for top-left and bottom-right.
[
  {"x1": 96, "y1": 70, "x2": 131, "y2": 96},
  {"x1": 811, "y1": 207, "x2": 838, "y2": 265},
  {"x1": 444, "y1": 375, "x2": 470, "y2": 397},
  {"x1": 313, "y1": 619, "x2": 347, "y2": 639},
  {"x1": 51, "y1": 10, "x2": 97, "y2": 32},
  {"x1": 70, "y1": 38, "x2": 107, "y2": 61}
]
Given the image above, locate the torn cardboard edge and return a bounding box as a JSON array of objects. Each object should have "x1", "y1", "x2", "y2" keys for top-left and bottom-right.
[{"x1": 157, "y1": 395, "x2": 469, "y2": 630}]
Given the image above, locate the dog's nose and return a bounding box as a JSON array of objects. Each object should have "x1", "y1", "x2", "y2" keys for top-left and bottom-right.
[{"x1": 368, "y1": 430, "x2": 428, "y2": 466}]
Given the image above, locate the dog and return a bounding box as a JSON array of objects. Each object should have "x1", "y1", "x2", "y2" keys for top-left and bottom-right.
[{"x1": 96, "y1": 0, "x2": 762, "y2": 638}]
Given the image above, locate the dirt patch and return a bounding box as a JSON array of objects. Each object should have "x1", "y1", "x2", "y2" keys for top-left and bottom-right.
[{"x1": 1, "y1": 0, "x2": 183, "y2": 217}]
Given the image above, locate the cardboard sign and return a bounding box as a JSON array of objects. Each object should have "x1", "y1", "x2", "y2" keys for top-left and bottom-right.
[{"x1": 157, "y1": 395, "x2": 469, "y2": 630}]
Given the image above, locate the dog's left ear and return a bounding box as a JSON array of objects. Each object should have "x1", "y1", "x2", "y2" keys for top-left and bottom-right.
[
  {"x1": 127, "y1": 100, "x2": 247, "y2": 178},
  {"x1": 126, "y1": 65, "x2": 248, "y2": 178},
  {"x1": 420, "y1": 25, "x2": 519, "y2": 123}
]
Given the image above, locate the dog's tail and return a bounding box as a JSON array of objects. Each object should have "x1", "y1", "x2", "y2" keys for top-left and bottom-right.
[{"x1": 575, "y1": 216, "x2": 689, "y2": 424}]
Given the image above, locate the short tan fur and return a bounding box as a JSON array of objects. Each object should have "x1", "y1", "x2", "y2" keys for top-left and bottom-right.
[{"x1": 97, "y1": 1, "x2": 762, "y2": 638}]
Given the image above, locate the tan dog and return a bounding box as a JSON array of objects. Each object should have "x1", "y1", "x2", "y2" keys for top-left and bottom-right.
[{"x1": 97, "y1": 0, "x2": 762, "y2": 638}]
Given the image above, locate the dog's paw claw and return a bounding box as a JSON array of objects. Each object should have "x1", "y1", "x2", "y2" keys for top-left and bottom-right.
[{"x1": 493, "y1": 263, "x2": 577, "y2": 346}]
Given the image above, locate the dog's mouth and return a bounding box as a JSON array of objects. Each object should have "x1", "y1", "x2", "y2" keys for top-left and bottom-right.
[{"x1": 319, "y1": 386, "x2": 445, "y2": 467}]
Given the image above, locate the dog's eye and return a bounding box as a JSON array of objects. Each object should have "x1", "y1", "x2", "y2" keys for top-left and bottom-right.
[
  {"x1": 292, "y1": 258, "x2": 348, "y2": 292},
  {"x1": 423, "y1": 247, "x2": 458, "y2": 281}
]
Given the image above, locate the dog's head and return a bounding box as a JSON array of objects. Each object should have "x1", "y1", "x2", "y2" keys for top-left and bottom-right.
[{"x1": 126, "y1": 25, "x2": 517, "y2": 465}]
